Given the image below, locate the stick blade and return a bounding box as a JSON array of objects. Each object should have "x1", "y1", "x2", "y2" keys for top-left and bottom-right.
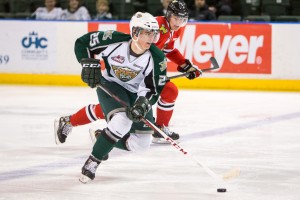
[
  {"x1": 209, "y1": 57, "x2": 220, "y2": 70},
  {"x1": 222, "y1": 168, "x2": 241, "y2": 181}
]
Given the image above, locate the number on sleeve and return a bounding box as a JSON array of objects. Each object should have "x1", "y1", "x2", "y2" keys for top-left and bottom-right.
[
  {"x1": 158, "y1": 75, "x2": 167, "y2": 86},
  {"x1": 89, "y1": 32, "x2": 100, "y2": 47}
]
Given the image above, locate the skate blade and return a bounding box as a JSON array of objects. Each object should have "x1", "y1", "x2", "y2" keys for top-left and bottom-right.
[
  {"x1": 152, "y1": 137, "x2": 180, "y2": 144},
  {"x1": 79, "y1": 174, "x2": 92, "y2": 184},
  {"x1": 89, "y1": 128, "x2": 97, "y2": 145},
  {"x1": 54, "y1": 119, "x2": 62, "y2": 145}
]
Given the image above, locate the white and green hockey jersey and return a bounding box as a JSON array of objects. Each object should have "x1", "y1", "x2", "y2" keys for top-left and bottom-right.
[{"x1": 75, "y1": 30, "x2": 167, "y2": 105}]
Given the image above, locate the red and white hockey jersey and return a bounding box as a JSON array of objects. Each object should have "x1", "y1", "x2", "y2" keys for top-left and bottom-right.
[{"x1": 155, "y1": 16, "x2": 186, "y2": 66}]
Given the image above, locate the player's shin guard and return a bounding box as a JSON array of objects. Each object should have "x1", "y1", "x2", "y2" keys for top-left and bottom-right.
[
  {"x1": 154, "y1": 81, "x2": 179, "y2": 143},
  {"x1": 80, "y1": 128, "x2": 119, "y2": 183},
  {"x1": 90, "y1": 128, "x2": 130, "y2": 152},
  {"x1": 70, "y1": 104, "x2": 104, "y2": 126},
  {"x1": 154, "y1": 99, "x2": 180, "y2": 143},
  {"x1": 156, "y1": 99, "x2": 174, "y2": 127},
  {"x1": 92, "y1": 128, "x2": 120, "y2": 161},
  {"x1": 156, "y1": 81, "x2": 178, "y2": 127}
]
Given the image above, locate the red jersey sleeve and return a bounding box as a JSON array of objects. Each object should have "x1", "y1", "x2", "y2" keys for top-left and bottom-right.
[{"x1": 166, "y1": 49, "x2": 186, "y2": 66}]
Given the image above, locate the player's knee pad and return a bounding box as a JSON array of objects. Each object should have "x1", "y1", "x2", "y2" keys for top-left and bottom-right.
[
  {"x1": 126, "y1": 133, "x2": 152, "y2": 152},
  {"x1": 160, "y1": 81, "x2": 178, "y2": 103},
  {"x1": 107, "y1": 112, "x2": 132, "y2": 139}
]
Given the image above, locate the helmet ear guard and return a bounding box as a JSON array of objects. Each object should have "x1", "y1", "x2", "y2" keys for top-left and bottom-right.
[{"x1": 131, "y1": 27, "x2": 141, "y2": 38}]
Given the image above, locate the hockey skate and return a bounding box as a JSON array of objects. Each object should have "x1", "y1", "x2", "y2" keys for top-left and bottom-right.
[
  {"x1": 54, "y1": 116, "x2": 73, "y2": 144},
  {"x1": 79, "y1": 155, "x2": 101, "y2": 183},
  {"x1": 152, "y1": 125, "x2": 180, "y2": 144}
]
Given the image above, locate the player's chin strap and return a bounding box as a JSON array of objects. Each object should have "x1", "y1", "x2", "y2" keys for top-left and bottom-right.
[
  {"x1": 132, "y1": 29, "x2": 145, "y2": 52},
  {"x1": 95, "y1": 78, "x2": 240, "y2": 184},
  {"x1": 132, "y1": 38, "x2": 143, "y2": 52}
]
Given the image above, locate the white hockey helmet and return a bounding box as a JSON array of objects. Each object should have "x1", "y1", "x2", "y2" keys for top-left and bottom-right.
[{"x1": 129, "y1": 12, "x2": 160, "y2": 42}]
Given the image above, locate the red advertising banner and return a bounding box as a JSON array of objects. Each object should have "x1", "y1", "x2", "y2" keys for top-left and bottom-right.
[{"x1": 88, "y1": 22, "x2": 271, "y2": 74}]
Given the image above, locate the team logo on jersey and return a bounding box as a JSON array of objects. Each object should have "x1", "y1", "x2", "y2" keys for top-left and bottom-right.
[
  {"x1": 112, "y1": 55, "x2": 125, "y2": 64},
  {"x1": 159, "y1": 58, "x2": 167, "y2": 71},
  {"x1": 159, "y1": 24, "x2": 168, "y2": 34},
  {"x1": 112, "y1": 65, "x2": 141, "y2": 82},
  {"x1": 102, "y1": 30, "x2": 114, "y2": 40}
]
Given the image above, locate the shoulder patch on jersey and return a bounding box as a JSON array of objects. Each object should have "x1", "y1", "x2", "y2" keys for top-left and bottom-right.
[
  {"x1": 159, "y1": 58, "x2": 167, "y2": 71},
  {"x1": 103, "y1": 30, "x2": 114, "y2": 40},
  {"x1": 112, "y1": 65, "x2": 141, "y2": 82},
  {"x1": 159, "y1": 24, "x2": 168, "y2": 34}
]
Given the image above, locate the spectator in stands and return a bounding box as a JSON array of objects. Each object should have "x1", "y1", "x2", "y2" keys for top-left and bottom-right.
[
  {"x1": 133, "y1": 0, "x2": 147, "y2": 13},
  {"x1": 154, "y1": 0, "x2": 172, "y2": 16},
  {"x1": 31, "y1": 0, "x2": 63, "y2": 20},
  {"x1": 189, "y1": 0, "x2": 216, "y2": 21},
  {"x1": 2, "y1": 0, "x2": 10, "y2": 13},
  {"x1": 93, "y1": 0, "x2": 113, "y2": 20},
  {"x1": 217, "y1": 0, "x2": 232, "y2": 16},
  {"x1": 61, "y1": 0, "x2": 91, "y2": 20},
  {"x1": 206, "y1": 0, "x2": 232, "y2": 17}
]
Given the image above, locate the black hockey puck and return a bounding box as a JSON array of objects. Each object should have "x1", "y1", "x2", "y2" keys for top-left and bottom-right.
[{"x1": 217, "y1": 188, "x2": 226, "y2": 192}]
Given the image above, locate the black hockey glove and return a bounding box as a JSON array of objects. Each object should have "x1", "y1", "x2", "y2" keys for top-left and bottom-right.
[
  {"x1": 177, "y1": 59, "x2": 201, "y2": 80},
  {"x1": 80, "y1": 58, "x2": 101, "y2": 88},
  {"x1": 126, "y1": 96, "x2": 151, "y2": 123}
]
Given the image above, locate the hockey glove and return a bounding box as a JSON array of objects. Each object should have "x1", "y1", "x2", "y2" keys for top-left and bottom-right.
[
  {"x1": 177, "y1": 59, "x2": 201, "y2": 80},
  {"x1": 126, "y1": 96, "x2": 151, "y2": 122},
  {"x1": 80, "y1": 58, "x2": 102, "y2": 88}
]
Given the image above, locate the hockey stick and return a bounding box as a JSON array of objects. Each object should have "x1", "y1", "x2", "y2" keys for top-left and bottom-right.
[
  {"x1": 145, "y1": 119, "x2": 240, "y2": 181},
  {"x1": 166, "y1": 57, "x2": 220, "y2": 81},
  {"x1": 96, "y1": 83, "x2": 240, "y2": 182}
]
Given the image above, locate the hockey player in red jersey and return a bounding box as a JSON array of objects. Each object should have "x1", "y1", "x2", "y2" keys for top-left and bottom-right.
[
  {"x1": 151, "y1": 0, "x2": 201, "y2": 142},
  {"x1": 54, "y1": 0, "x2": 200, "y2": 144}
]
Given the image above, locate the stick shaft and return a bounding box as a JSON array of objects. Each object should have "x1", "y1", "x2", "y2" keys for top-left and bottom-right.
[
  {"x1": 166, "y1": 57, "x2": 220, "y2": 81},
  {"x1": 144, "y1": 119, "x2": 221, "y2": 180}
]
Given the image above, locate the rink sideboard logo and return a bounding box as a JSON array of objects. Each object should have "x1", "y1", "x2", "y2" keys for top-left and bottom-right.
[
  {"x1": 176, "y1": 24, "x2": 272, "y2": 74},
  {"x1": 21, "y1": 32, "x2": 48, "y2": 60},
  {"x1": 88, "y1": 22, "x2": 272, "y2": 74}
]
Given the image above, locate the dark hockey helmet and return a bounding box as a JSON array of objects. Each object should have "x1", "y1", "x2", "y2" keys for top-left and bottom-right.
[{"x1": 166, "y1": 0, "x2": 189, "y2": 20}]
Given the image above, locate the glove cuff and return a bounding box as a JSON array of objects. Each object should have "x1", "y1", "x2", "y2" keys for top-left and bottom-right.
[{"x1": 177, "y1": 59, "x2": 192, "y2": 73}]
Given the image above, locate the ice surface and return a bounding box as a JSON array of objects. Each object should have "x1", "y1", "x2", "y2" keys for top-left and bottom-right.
[{"x1": 0, "y1": 85, "x2": 300, "y2": 200}]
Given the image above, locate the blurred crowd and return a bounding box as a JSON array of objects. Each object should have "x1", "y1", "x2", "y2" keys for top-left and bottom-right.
[{"x1": 0, "y1": 0, "x2": 299, "y2": 22}]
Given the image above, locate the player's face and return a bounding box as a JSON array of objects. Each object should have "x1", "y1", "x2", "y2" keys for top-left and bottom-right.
[
  {"x1": 169, "y1": 14, "x2": 188, "y2": 31},
  {"x1": 137, "y1": 29, "x2": 160, "y2": 50}
]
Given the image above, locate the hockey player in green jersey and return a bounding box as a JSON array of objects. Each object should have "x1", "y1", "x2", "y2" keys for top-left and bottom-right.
[
  {"x1": 55, "y1": 1, "x2": 200, "y2": 144},
  {"x1": 56, "y1": 12, "x2": 167, "y2": 183}
]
